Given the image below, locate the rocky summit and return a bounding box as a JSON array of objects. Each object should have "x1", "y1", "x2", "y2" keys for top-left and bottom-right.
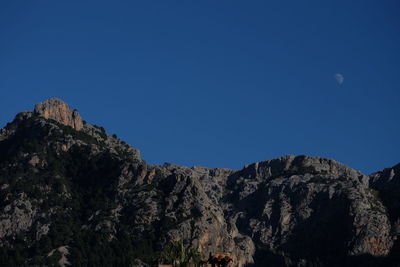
[
  {"x1": 33, "y1": 98, "x2": 84, "y2": 131},
  {"x1": 0, "y1": 99, "x2": 399, "y2": 267}
]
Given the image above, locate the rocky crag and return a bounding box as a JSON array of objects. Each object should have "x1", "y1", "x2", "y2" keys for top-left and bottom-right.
[{"x1": 0, "y1": 98, "x2": 399, "y2": 267}]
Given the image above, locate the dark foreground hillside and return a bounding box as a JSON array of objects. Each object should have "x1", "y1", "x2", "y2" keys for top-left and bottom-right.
[{"x1": 0, "y1": 98, "x2": 399, "y2": 267}]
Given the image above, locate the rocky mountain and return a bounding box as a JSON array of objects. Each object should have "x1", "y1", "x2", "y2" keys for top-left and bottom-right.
[{"x1": 0, "y1": 98, "x2": 399, "y2": 267}]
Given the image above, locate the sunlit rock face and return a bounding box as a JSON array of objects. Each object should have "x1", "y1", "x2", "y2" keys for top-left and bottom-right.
[
  {"x1": 34, "y1": 98, "x2": 83, "y2": 130},
  {"x1": 0, "y1": 98, "x2": 398, "y2": 266}
]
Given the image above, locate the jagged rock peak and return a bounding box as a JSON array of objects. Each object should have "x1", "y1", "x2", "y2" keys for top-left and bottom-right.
[
  {"x1": 244, "y1": 155, "x2": 366, "y2": 182},
  {"x1": 33, "y1": 98, "x2": 83, "y2": 131},
  {"x1": 370, "y1": 162, "x2": 400, "y2": 187}
]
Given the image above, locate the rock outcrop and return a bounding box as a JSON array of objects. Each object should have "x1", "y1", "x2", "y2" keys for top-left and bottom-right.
[
  {"x1": 0, "y1": 98, "x2": 398, "y2": 266},
  {"x1": 226, "y1": 156, "x2": 393, "y2": 265},
  {"x1": 369, "y1": 163, "x2": 400, "y2": 264},
  {"x1": 34, "y1": 98, "x2": 83, "y2": 130}
]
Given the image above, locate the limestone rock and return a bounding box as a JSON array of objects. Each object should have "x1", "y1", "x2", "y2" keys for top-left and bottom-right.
[
  {"x1": 0, "y1": 99, "x2": 399, "y2": 266},
  {"x1": 226, "y1": 155, "x2": 393, "y2": 265},
  {"x1": 0, "y1": 193, "x2": 36, "y2": 240},
  {"x1": 48, "y1": 246, "x2": 70, "y2": 267},
  {"x1": 369, "y1": 163, "x2": 400, "y2": 264},
  {"x1": 34, "y1": 98, "x2": 83, "y2": 130}
]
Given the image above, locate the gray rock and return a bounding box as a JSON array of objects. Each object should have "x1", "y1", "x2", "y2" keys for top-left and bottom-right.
[
  {"x1": 369, "y1": 163, "x2": 400, "y2": 238},
  {"x1": 225, "y1": 155, "x2": 392, "y2": 264},
  {"x1": 0, "y1": 99, "x2": 398, "y2": 266}
]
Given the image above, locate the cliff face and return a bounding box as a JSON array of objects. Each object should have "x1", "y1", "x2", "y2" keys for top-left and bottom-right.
[
  {"x1": 369, "y1": 163, "x2": 400, "y2": 265},
  {"x1": 34, "y1": 98, "x2": 83, "y2": 131},
  {"x1": 0, "y1": 99, "x2": 398, "y2": 267},
  {"x1": 226, "y1": 157, "x2": 393, "y2": 265}
]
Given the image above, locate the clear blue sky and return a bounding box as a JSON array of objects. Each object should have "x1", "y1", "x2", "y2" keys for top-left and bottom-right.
[{"x1": 1, "y1": 1, "x2": 399, "y2": 174}]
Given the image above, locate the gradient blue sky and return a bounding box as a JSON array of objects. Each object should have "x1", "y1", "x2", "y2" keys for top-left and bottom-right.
[{"x1": 1, "y1": 1, "x2": 399, "y2": 174}]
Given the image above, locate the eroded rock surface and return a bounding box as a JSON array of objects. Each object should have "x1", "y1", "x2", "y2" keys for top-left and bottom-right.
[
  {"x1": 34, "y1": 98, "x2": 83, "y2": 130},
  {"x1": 0, "y1": 99, "x2": 398, "y2": 266}
]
